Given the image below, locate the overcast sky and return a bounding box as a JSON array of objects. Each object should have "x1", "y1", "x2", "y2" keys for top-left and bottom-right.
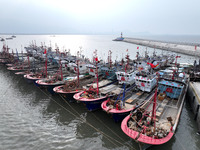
[{"x1": 0, "y1": 0, "x2": 200, "y2": 35}]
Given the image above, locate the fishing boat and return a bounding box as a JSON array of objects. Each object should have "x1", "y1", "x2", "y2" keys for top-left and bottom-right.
[
  {"x1": 115, "y1": 52, "x2": 136, "y2": 85},
  {"x1": 101, "y1": 63, "x2": 157, "y2": 122},
  {"x1": 73, "y1": 54, "x2": 117, "y2": 111},
  {"x1": 0, "y1": 38, "x2": 5, "y2": 41},
  {"x1": 121, "y1": 68, "x2": 189, "y2": 149},
  {"x1": 100, "y1": 50, "x2": 117, "y2": 81},
  {"x1": 36, "y1": 52, "x2": 88, "y2": 94},
  {"x1": 53, "y1": 59, "x2": 93, "y2": 102}
]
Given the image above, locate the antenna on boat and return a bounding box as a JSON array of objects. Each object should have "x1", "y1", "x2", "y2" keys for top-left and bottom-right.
[
  {"x1": 44, "y1": 49, "x2": 47, "y2": 77},
  {"x1": 125, "y1": 49, "x2": 129, "y2": 73},
  {"x1": 108, "y1": 50, "x2": 112, "y2": 68},
  {"x1": 79, "y1": 46, "x2": 83, "y2": 58},
  {"x1": 28, "y1": 55, "x2": 30, "y2": 73},
  {"x1": 59, "y1": 51, "x2": 63, "y2": 81},
  {"x1": 21, "y1": 46, "x2": 24, "y2": 69},
  {"x1": 175, "y1": 55, "x2": 181, "y2": 66},
  {"x1": 93, "y1": 49, "x2": 99, "y2": 95},
  {"x1": 76, "y1": 51, "x2": 80, "y2": 87}
]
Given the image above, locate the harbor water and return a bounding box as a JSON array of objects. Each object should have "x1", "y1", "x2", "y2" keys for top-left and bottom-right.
[{"x1": 0, "y1": 35, "x2": 200, "y2": 150}]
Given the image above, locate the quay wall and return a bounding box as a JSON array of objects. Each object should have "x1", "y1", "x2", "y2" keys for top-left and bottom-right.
[
  {"x1": 123, "y1": 38, "x2": 200, "y2": 57},
  {"x1": 186, "y1": 82, "x2": 200, "y2": 132}
]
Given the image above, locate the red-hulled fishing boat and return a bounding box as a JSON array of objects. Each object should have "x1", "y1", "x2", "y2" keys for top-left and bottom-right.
[
  {"x1": 53, "y1": 59, "x2": 93, "y2": 102},
  {"x1": 121, "y1": 69, "x2": 189, "y2": 149},
  {"x1": 73, "y1": 50, "x2": 117, "y2": 111}
]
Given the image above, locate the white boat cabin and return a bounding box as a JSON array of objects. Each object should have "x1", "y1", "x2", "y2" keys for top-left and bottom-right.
[
  {"x1": 86, "y1": 64, "x2": 101, "y2": 76},
  {"x1": 72, "y1": 62, "x2": 88, "y2": 74},
  {"x1": 115, "y1": 70, "x2": 136, "y2": 85},
  {"x1": 135, "y1": 71, "x2": 157, "y2": 92}
]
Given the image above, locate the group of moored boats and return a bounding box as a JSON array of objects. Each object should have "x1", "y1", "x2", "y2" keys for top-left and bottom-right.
[{"x1": 0, "y1": 43, "x2": 193, "y2": 149}]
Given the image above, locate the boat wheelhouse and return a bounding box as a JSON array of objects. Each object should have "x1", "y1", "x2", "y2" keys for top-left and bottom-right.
[
  {"x1": 135, "y1": 71, "x2": 157, "y2": 92},
  {"x1": 86, "y1": 64, "x2": 101, "y2": 76},
  {"x1": 115, "y1": 70, "x2": 136, "y2": 85},
  {"x1": 72, "y1": 61, "x2": 88, "y2": 74},
  {"x1": 100, "y1": 66, "x2": 116, "y2": 80}
]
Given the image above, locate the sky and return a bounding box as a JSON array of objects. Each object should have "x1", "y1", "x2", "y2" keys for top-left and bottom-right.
[{"x1": 0, "y1": 0, "x2": 200, "y2": 35}]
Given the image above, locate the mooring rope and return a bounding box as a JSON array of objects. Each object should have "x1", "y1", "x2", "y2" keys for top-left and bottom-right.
[
  {"x1": 36, "y1": 87, "x2": 135, "y2": 149},
  {"x1": 61, "y1": 94, "x2": 134, "y2": 149}
]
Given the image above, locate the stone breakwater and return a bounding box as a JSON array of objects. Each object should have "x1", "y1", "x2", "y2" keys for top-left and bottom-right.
[{"x1": 123, "y1": 37, "x2": 200, "y2": 57}]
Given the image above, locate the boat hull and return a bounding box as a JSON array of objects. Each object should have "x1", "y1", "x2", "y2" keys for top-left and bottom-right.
[
  {"x1": 74, "y1": 91, "x2": 108, "y2": 111},
  {"x1": 121, "y1": 115, "x2": 174, "y2": 146},
  {"x1": 53, "y1": 86, "x2": 81, "y2": 102},
  {"x1": 24, "y1": 74, "x2": 42, "y2": 84},
  {"x1": 36, "y1": 80, "x2": 64, "y2": 94},
  {"x1": 101, "y1": 100, "x2": 134, "y2": 122}
]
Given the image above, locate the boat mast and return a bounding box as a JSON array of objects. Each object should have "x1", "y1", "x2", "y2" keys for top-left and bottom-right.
[
  {"x1": 125, "y1": 50, "x2": 129, "y2": 73},
  {"x1": 151, "y1": 73, "x2": 159, "y2": 131},
  {"x1": 108, "y1": 50, "x2": 112, "y2": 68},
  {"x1": 44, "y1": 49, "x2": 47, "y2": 77},
  {"x1": 77, "y1": 51, "x2": 80, "y2": 87},
  {"x1": 175, "y1": 55, "x2": 181, "y2": 66},
  {"x1": 21, "y1": 48, "x2": 24, "y2": 69},
  {"x1": 59, "y1": 52, "x2": 63, "y2": 81},
  {"x1": 96, "y1": 57, "x2": 99, "y2": 95},
  {"x1": 94, "y1": 50, "x2": 99, "y2": 95},
  {"x1": 28, "y1": 55, "x2": 30, "y2": 73}
]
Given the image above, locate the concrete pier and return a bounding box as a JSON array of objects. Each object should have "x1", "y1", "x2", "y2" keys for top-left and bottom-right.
[
  {"x1": 186, "y1": 82, "x2": 200, "y2": 133},
  {"x1": 122, "y1": 37, "x2": 200, "y2": 57}
]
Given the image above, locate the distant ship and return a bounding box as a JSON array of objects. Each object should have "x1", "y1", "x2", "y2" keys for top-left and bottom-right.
[
  {"x1": 6, "y1": 37, "x2": 13, "y2": 40},
  {"x1": 113, "y1": 32, "x2": 124, "y2": 41},
  {"x1": 0, "y1": 38, "x2": 5, "y2": 41}
]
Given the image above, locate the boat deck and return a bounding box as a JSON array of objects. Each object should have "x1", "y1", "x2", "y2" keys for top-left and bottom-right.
[
  {"x1": 100, "y1": 84, "x2": 119, "y2": 95},
  {"x1": 144, "y1": 97, "x2": 178, "y2": 124}
]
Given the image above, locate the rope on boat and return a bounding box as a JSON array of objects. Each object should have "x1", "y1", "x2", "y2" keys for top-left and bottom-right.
[
  {"x1": 90, "y1": 111, "x2": 134, "y2": 148},
  {"x1": 58, "y1": 93, "x2": 135, "y2": 149},
  {"x1": 35, "y1": 86, "x2": 134, "y2": 149}
]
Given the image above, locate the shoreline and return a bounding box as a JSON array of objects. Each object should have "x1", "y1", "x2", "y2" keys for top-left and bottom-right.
[{"x1": 122, "y1": 37, "x2": 200, "y2": 57}]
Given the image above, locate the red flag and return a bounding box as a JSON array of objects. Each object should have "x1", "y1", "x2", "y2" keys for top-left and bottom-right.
[
  {"x1": 147, "y1": 62, "x2": 159, "y2": 68},
  {"x1": 95, "y1": 57, "x2": 98, "y2": 62},
  {"x1": 44, "y1": 49, "x2": 47, "y2": 54},
  {"x1": 195, "y1": 45, "x2": 197, "y2": 51},
  {"x1": 137, "y1": 47, "x2": 139, "y2": 49},
  {"x1": 175, "y1": 56, "x2": 181, "y2": 58}
]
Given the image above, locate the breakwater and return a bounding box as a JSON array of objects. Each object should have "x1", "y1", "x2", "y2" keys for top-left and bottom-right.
[{"x1": 123, "y1": 37, "x2": 200, "y2": 57}]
